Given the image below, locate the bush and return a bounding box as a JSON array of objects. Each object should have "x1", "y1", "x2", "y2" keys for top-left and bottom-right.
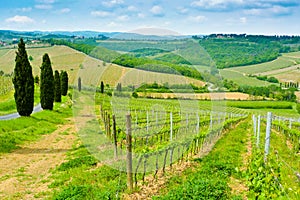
[{"x1": 132, "y1": 92, "x2": 138, "y2": 98}]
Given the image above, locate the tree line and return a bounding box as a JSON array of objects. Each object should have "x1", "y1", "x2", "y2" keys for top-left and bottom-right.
[{"x1": 13, "y1": 38, "x2": 68, "y2": 116}]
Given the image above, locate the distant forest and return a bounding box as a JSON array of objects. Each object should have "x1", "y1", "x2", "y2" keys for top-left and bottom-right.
[{"x1": 193, "y1": 34, "x2": 300, "y2": 69}]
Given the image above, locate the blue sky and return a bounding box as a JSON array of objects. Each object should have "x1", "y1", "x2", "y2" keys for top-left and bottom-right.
[{"x1": 0, "y1": 0, "x2": 299, "y2": 35}]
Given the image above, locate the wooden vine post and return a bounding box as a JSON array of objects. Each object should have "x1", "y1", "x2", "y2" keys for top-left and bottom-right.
[
  {"x1": 112, "y1": 115, "x2": 118, "y2": 159},
  {"x1": 126, "y1": 114, "x2": 133, "y2": 191}
]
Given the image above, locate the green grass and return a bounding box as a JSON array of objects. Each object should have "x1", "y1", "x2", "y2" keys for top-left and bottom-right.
[
  {"x1": 0, "y1": 45, "x2": 205, "y2": 88},
  {"x1": 230, "y1": 57, "x2": 295, "y2": 75},
  {"x1": 50, "y1": 143, "x2": 127, "y2": 200},
  {"x1": 226, "y1": 101, "x2": 294, "y2": 110},
  {"x1": 154, "y1": 119, "x2": 249, "y2": 199},
  {"x1": 0, "y1": 84, "x2": 41, "y2": 115},
  {"x1": 0, "y1": 95, "x2": 72, "y2": 154},
  {"x1": 270, "y1": 133, "x2": 300, "y2": 199},
  {"x1": 256, "y1": 120, "x2": 300, "y2": 199},
  {"x1": 220, "y1": 69, "x2": 275, "y2": 87}
]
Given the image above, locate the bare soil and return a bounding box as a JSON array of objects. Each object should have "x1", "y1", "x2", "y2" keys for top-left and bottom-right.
[{"x1": 0, "y1": 121, "x2": 77, "y2": 200}]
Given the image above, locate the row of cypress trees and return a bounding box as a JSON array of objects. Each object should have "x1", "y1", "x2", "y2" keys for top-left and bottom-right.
[{"x1": 13, "y1": 38, "x2": 68, "y2": 116}]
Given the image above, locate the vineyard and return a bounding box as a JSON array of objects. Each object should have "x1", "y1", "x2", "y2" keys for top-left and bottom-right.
[
  {"x1": 0, "y1": 76, "x2": 13, "y2": 96},
  {"x1": 67, "y1": 91, "x2": 300, "y2": 199}
]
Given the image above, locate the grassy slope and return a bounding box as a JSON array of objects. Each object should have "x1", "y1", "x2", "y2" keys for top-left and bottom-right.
[
  {"x1": 0, "y1": 45, "x2": 205, "y2": 87},
  {"x1": 227, "y1": 57, "x2": 295, "y2": 74},
  {"x1": 256, "y1": 120, "x2": 300, "y2": 199},
  {"x1": 154, "y1": 119, "x2": 249, "y2": 199},
  {"x1": 220, "y1": 70, "x2": 274, "y2": 87},
  {"x1": 220, "y1": 51, "x2": 300, "y2": 85},
  {"x1": 0, "y1": 84, "x2": 40, "y2": 115},
  {"x1": 0, "y1": 95, "x2": 72, "y2": 154}
]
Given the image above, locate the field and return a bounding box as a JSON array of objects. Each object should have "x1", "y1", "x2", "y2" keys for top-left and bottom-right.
[
  {"x1": 219, "y1": 69, "x2": 275, "y2": 87},
  {"x1": 0, "y1": 45, "x2": 205, "y2": 88},
  {"x1": 221, "y1": 51, "x2": 300, "y2": 84},
  {"x1": 226, "y1": 56, "x2": 295, "y2": 75},
  {"x1": 137, "y1": 92, "x2": 251, "y2": 100}
]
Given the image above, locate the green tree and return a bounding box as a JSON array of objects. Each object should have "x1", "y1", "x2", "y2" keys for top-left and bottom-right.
[
  {"x1": 60, "y1": 71, "x2": 68, "y2": 96},
  {"x1": 40, "y1": 53, "x2": 54, "y2": 110},
  {"x1": 78, "y1": 77, "x2": 82, "y2": 92},
  {"x1": 34, "y1": 75, "x2": 39, "y2": 84},
  {"x1": 101, "y1": 81, "x2": 104, "y2": 93},
  {"x1": 12, "y1": 38, "x2": 34, "y2": 116},
  {"x1": 54, "y1": 70, "x2": 61, "y2": 102}
]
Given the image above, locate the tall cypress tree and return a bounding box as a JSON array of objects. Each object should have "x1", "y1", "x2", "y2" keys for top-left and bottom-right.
[
  {"x1": 40, "y1": 53, "x2": 54, "y2": 110},
  {"x1": 12, "y1": 38, "x2": 34, "y2": 116},
  {"x1": 78, "y1": 77, "x2": 81, "y2": 92},
  {"x1": 101, "y1": 81, "x2": 104, "y2": 93},
  {"x1": 60, "y1": 71, "x2": 68, "y2": 96},
  {"x1": 54, "y1": 70, "x2": 61, "y2": 102}
]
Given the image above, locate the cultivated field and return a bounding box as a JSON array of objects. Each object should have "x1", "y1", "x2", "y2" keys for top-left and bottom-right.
[
  {"x1": 138, "y1": 92, "x2": 250, "y2": 100},
  {"x1": 219, "y1": 69, "x2": 274, "y2": 86},
  {"x1": 220, "y1": 51, "x2": 300, "y2": 85},
  {"x1": 0, "y1": 45, "x2": 205, "y2": 88}
]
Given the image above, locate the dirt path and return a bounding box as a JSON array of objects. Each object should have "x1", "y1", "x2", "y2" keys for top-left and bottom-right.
[{"x1": 0, "y1": 121, "x2": 77, "y2": 200}]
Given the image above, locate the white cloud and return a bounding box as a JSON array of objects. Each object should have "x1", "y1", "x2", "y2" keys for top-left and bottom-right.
[
  {"x1": 240, "y1": 17, "x2": 247, "y2": 24},
  {"x1": 269, "y1": 5, "x2": 290, "y2": 15},
  {"x1": 35, "y1": 4, "x2": 53, "y2": 9},
  {"x1": 244, "y1": 8, "x2": 262, "y2": 15},
  {"x1": 91, "y1": 11, "x2": 111, "y2": 17},
  {"x1": 17, "y1": 7, "x2": 32, "y2": 12},
  {"x1": 103, "y1": 0, "x2": 124, "y2": 7},
  {"x1": 137, "y1": 13, "x2": 145, "y2": 18},
  {"x1": 244, "y1": 5, "x2": 291, "y2": 16},
  {"x1": 191, "y1": 0, "x2": 299, "y2": 13},
  {"x1": 107, "y1": 21, "x2": 120, "y2": 27},
  {"x1": 177, "y1": 7, "x2": 189, "y2": 14},
  {"x1": 226, "y1": 17, "x2": 247, "y2": 25},
  {"x1": 128, "y1": 6, "x2": 137, "y2": 12},
  {"x1": 188, "y1": 15, "x2": 207, "y2": 23},
  {"x1": 6, "y1": 15, "x2": 35, "y2": 24},
  {"x1": 191, "y1": 0, "x2": 243, "y2": 10},
  {"x1": 117, "y1": 15, "x2": 129, "y2": 21},
  {"x1": 59, "y1": 8, "x2": 71, "y2": 14},
  {"x1": 36, "y1": 0, "x2": 55, "y2": 3},
  {"x1": 150, "y1": 5, "x2": 163, "y2": 16}
]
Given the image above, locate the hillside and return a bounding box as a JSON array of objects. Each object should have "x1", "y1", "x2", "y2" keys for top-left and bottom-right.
[
  {"x1": 221, "y1": 51, "x2": 300, "y2": 85},
  {"x1": 0, "y1": 45, "x2": 205, "y2": 88}
]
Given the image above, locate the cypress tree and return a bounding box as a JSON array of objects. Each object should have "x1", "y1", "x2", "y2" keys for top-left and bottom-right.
[
  {"x1": 12, "y1": 38, "x2": 34, "y2": 116},
  {"x1": 40, "y1": 53, "x2": 54, "y2": 110},
  {"x1": 101, "y1": 81, "x2": 104, "y2": 93},
  {"x1": 60, "y1": 71, "x2": 68, "y2": 96},
  {"x1": 78, "y1": 77, "x2": 81, "y2": 92},
  {"x1": 54, "y1": 70, "x2": 61, "y2": 102}
]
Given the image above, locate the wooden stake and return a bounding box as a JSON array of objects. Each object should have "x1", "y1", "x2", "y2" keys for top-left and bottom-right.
[
  {"x1": 126, "y1": 114, "x2": 133, "y2": 191},
  {"x1": 112, "y1": 115, "x2": 118, "y2": 159}
]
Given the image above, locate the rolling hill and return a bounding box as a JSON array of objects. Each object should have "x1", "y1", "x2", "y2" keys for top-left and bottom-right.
[{"x1": 0, "y1": 45, "x2": 205, "y2": 88}]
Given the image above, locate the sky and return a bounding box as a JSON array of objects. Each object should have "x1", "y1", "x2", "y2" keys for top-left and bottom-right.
[{"x1": 0, "y1": 0, "x2": 300, "y2": 35}]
